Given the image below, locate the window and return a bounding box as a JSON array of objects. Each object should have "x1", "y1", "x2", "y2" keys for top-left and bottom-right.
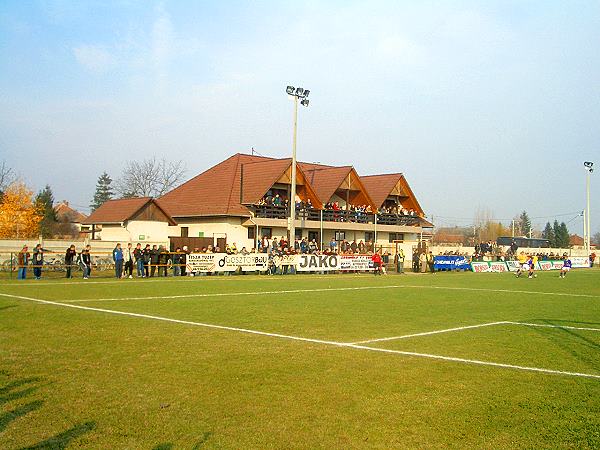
[
  {"x1": 180, "y1": 227, "x2": 188, "y2": 237},
  {"x1": 365, "y1": 231, "x2": 374, "y2": 242},
  {"x1": 260, "y1": 227, "x2": 272, "y2": 239},
  {"x1": 248, "y1": 226, "x2": 255, "y2": 239},
  {"x1": 295, "y1": 228, "x2": 302, "y2": 240},
  {"x1": 308, "y1": 231, "x2": 320, "y2": 243},
  {"x1": 389, "y1": 232, "x2": 404, "y2": 243},
  {"x1": 335, "y1": 231, "x2": 345, "y2": 241}
]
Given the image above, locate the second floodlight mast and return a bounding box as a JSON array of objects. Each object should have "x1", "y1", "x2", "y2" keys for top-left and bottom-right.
[{"x1": 286, "y1": 86, "x2": 310, "y2": 247}]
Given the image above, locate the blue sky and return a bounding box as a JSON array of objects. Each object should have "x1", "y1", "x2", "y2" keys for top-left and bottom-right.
[{"x1": 1, "y1": 0, "x2": 599, "y2": 236}]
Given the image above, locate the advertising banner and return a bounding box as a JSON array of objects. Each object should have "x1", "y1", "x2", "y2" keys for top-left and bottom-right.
[
  {"x1": 506, "y1": 260, "x2": 521, "y2": 272},
  {"x1": 489, "y1": 261, "x2": 508, "y2": 272},
  {"x1": 433, "y1": 256, "x2": 471, "y2": 271},
  {"x1": 471, "y1": 262, "x2": 491, "y2": 273},
  {"x1": 186, "y1": 253, "x2": 218, "y2": 272},
  {"x1": 296, "y1": 254, "x2": 340, "y2": 272},
  {"x1": 471, "y1": 261, "x2": 508, "y2": 273},
  {"x1": 186, "y1": 253, "x2": 269, "y2": 272},
  {"x1": 339, "y1": 255, "x2": 374, "y2": 271},
  {"x1": 570, "y1": 256, "x2": 590, "y2": 268}
]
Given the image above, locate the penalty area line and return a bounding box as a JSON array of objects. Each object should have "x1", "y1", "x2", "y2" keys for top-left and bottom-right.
[
  {"x1": 1, "y1": 292, "x2": 599, "y2": 381},
  {"x1": 351, "y1": 321, "x2": 509, "y2": 344}
]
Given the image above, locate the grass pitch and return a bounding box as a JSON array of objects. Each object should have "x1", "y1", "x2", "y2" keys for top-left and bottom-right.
[{"x1": 1, "y1": 270, "x2": 599, "y2": 448}]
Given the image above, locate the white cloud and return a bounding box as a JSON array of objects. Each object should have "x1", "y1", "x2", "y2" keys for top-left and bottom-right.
[{"x1": 73, "y1": 44, "x2": 115, "y2": 73}]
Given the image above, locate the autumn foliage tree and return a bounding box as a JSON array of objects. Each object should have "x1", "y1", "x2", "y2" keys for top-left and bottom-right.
[{"x1": 0, "y1": 182, "x2": 43, "y2": 238}]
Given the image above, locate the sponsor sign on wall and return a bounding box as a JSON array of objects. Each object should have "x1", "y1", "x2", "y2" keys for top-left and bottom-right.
[
  {"x1": 339, "y1": 255, "x2": 374, "y2": 271},
  {"x1": 570, "y1": 256, "x2": 590, "y2": 268},
  {"x1": 471, "y1": 261, "x2": 508, "y2": 273},
  {"x1": 471, "y1": 262, "x2": 491, "y2": 273},
  {"x1": 433, "y1": 256, "x2": 471, "y2": 271},
  {"x1": 505, "y1": 260, "x2": 521, "y2": 272},
  {"x1": 186, "y1": 253, "x2": 269, "y2": 272},
  {"x1": 296, "y1": 254, "x2": 340, "y2": 272}
]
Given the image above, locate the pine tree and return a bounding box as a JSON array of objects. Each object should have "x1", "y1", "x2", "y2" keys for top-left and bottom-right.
[
  {"x1": 90, "y1": 172, "x2": 114, "y2": 211},
  {"x1": 518, "y1": 211, "x2": 532, "y2": 237},
  {"x1": 35, "y1": 184, "x2": 58, "y2": 238},
  {"x1": 542, "y1": 222, "x2": 555, "y2": 247},
  {"x1": 558, "y1": 222, "x2": 570, "y2": 248}
]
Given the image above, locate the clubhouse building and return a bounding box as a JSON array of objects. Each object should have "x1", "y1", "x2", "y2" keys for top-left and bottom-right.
[{"x1": 83, "y1": 153, "x2": 433, "y2": 251}]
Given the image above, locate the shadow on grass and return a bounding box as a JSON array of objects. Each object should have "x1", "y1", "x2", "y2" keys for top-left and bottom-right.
[
  {"x1": 153, "y1": 432, "x2": 213, "y2": 449},
  {"x1": 20, "y1": 421, "x2": 96, "y2": 450},
  {"x1": 0, "y1": 305, "x2": 18, "y2": 312},
  {"x1": 0, "y1": 377, "x2": 42, "y2": 395},
  {"x1": 0, "y1": 377, "x2": 44, "y2": 432},
  {"x1": 527, "y1": 319, "x2": 600, "y2": 371},
  {"x1": 0, "y1": 400, "x2": 43, "y2": 433},
  {"x1": 527, "y1": 319, "x2": 600, "y2": 327}
]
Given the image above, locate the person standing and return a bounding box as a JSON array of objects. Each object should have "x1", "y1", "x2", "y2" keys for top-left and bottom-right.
[
  {"x1": 172, "y1": 247, "x2": 182, "y2": 277},
  {"x1": 123, "y1": 243, "x2": 134, "y2": 278},
  {"x1": 143, "y1": 244, "x2": 151, "y2": 277},
  {"x1": 65, "y1": 245, "x2": 77, "y2": 278},
  {"x1": 17, "y1": 245, "x2": 30, "y2": 280},
  {"x1": 371, "y1": 251, "x2": 382, "y2": 275},
  {"x1": 150, "y1": 245, "x2": 159, "y2": 277},
  {"x1": 32, "y1": 244, "x2": 47, "y2": 279},
  {"x1": 80, "y1": 247, "x2": 91, "y2": 279},
  {"x1": 133, "y1": 243, "x2": 144, "y2": 277},
  {"x1": 112, "y1": 243, "x2": 124, "y2": 278}
]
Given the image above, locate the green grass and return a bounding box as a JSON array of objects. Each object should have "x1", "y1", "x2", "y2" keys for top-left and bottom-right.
[{"x1": 1, "y1": 270, "x2": 600, "y2": 448}]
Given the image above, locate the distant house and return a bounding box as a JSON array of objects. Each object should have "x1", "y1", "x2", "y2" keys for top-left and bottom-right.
[
  {"x1": 569, "y1": 234, "x2": 585, "y2": 248},
  {"x1": 54, "y1": 201, "x2": 88, "y2": 236},
  {"x1": 84, "y1": 153, "x2": 433, "y2": 250},
  {"x1": 82, "y1": 197, "x2": 176, "y2": 242}
]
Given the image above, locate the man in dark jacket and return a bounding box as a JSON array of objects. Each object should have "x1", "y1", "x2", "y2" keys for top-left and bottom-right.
[
  {"x1": 32, "y1": 244, "x2": 48, "y2": 280},
  {"x1": 17, "y1": 245, "x2": 30, "y2": 280},
  {"x1": 65, "y1": 245, "x2": 77, "y2": 278},
  {"x1": 150, "y1": 245, "x2": 159, "y2": 277},
  {"x1": 142, "y1": 244, "x2": 151, "y2": 277}
]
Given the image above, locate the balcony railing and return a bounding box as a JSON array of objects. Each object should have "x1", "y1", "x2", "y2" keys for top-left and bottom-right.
[{"x1": 249, "y1": 206, "x2": 425, "y2": 227}]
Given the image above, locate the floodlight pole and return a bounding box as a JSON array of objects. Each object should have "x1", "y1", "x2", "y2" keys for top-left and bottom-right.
[
  {"x1": 289, "y1": 94, "x2": 298, "y2": 246},
  {"x1": 586, "y1": 166, "x2": 592, "y2": 254}
]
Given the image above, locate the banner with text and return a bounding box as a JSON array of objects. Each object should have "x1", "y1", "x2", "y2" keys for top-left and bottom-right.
[
  {"x1": 186, "y1": 253, "x2": 269, "y2": 272},
  {"x1": 433, "y1": 256, "x2": 471, "y2": 271}
]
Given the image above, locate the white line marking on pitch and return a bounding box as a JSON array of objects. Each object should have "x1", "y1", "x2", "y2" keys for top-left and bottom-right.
[
  {"x1": 0, "y1": 274, "x2": 368, "y2": 287},
  {"x1": 37, "y1": 283, "x2": 600, "y2": 304},
  {"x1": 61, "y1": 285, "x2": 408, "y2": 303},
  {"x1": 2, "y1": 292, "x2": 599, "y2": 381},
  {"x1": 351, "y1": 321, "x2": 510, "y2": 344}
]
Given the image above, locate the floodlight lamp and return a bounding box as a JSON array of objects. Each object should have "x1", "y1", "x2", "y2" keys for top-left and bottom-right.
[
  {"x1": 286, "y1": 86, "x2": 295, "y2": 95},
  {"x1": 584, "y1": 161, "x2": 594, "y2": 168},
  {"x1": 303, "y1": 89, "x2": 310, "y2": 98},
  {"x1": 296, "y1": 87, "x2": 304, "y2": 96},
  {"x1": 301, "y1": 99, "x2": 309, "y2": 107}
]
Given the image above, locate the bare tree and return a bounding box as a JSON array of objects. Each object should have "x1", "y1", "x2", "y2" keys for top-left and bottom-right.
[
  {"x1": 0, "y1": 161, "x2": 16, "y2": 192},
  {"x1": 115, "y1": 157, "x2": 186, "y2": 198}
]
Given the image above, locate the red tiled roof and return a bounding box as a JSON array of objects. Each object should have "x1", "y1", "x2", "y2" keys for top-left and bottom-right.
[
  {"x1": 299, "y1": 163, "x2": 353, "y2": 204},
  {"x1": 361, "y1": 173, "x2": 425, "y2": 216},
  {"x1": 158, "y1": 153, "x2": 423, "y2": 218},
  {"x1": 160, "y1": 154, "x2": 280, "y2": 217},
  {"x1": 54, "y1": 201, "x2": 87, "y2": 223},
  {"x1": 240, "y1": 158, "x2": 292, "y2": 204},
  {"x1": 360, "y1": 174, "x2": 403, "y2": 208},
  {"x1": 83, "y1": 197, "x2": 174, "y2": 225}
]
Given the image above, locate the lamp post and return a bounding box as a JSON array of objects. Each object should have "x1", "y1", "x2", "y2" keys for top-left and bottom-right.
[
  {"x1": 285, "y1": 85, "x2": 310, "y2": 247},
  {"x1": 584, "y1": 161, "x2": 594, "y2": 254}
]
